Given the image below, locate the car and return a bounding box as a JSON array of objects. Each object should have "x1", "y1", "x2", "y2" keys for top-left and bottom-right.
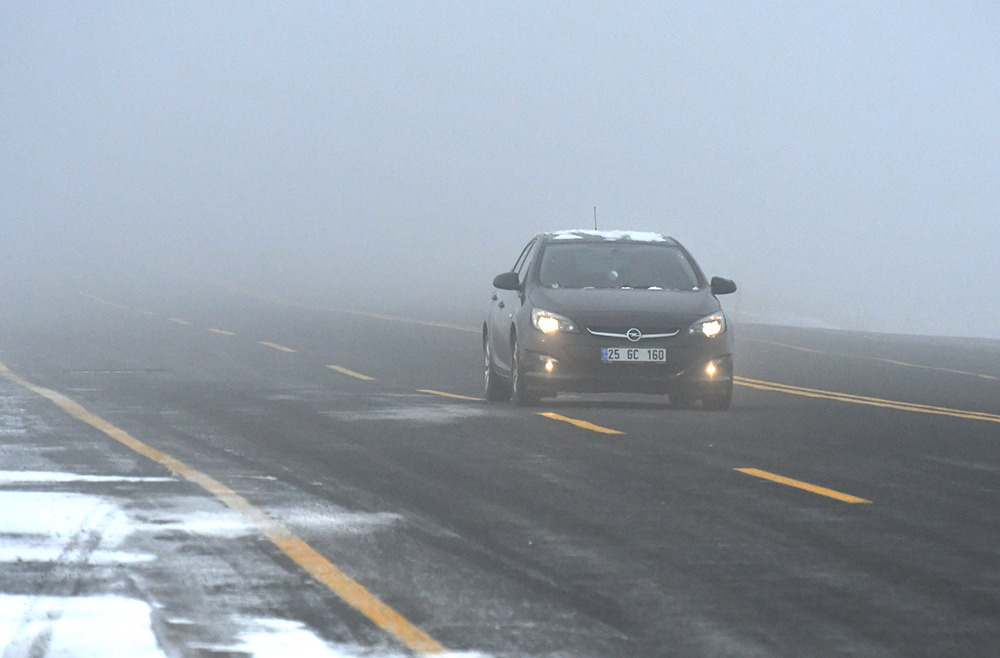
[{"x1": 483, "y1": 229, "x2": 737, "y2": 409}]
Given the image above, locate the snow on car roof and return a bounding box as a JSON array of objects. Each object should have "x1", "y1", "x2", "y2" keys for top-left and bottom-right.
[{"x1": 550, "y1": 229, "x2": 672, "y2": 242}]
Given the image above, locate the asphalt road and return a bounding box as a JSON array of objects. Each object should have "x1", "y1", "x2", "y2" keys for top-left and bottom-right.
[{"x1": 1, "y1": 279, "x2": 998, "y2": 657}]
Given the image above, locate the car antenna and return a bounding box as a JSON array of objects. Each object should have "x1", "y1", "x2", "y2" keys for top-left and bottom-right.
[{"x1": 594, "y1": 206, "x2": 598, "y2": 230}]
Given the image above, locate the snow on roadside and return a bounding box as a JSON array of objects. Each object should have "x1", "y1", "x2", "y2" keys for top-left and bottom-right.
[{"x1": 0, "y1": 595, "x2": 166, "y2": 658}]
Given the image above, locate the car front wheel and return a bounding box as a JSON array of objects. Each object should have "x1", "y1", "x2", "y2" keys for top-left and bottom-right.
[
  {"x1": 483, "y1": 333, "x2": 509, "y2": 401},
  {"x1": 510, "y1": 336, "x2": 538, "y2": 407}
]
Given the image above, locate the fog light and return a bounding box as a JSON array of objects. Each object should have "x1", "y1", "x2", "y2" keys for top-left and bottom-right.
[
  {"x1": 706, "y1": 362, "x2": 717, "y2": 376},
  {"x1": 545, "y1": 359, "x2": 555, "y2": 372}
]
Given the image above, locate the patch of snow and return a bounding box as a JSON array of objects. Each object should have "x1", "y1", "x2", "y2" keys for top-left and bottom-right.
[
  {"x1": 228, "y1": 618, "x2": 495, "y2": 658},
  {"x1": 328, "y1": 404, "x2": 486, "y2": 424},
  {"x1": 0, "y1": 471, "x2": 176, "y2": 484},
  {"x1": 0, "y1": 546, "x2": 155, "y2": 564},
  {"x1": 0, "y1": 492, "x2": 134, "y2": 546},
  {"x1": 133, "y1": 509, "x2": 256, "y2": 538},
  {"x1": 131, "y1": 497, "x2": 402, "y2": 539},
  {"x1": 0, "y1": 491, "x2": 153, "y2": 564},
  {"x1": 230, "y1": 618, "x2": 370, "y2": 657},
  {"x1": 0, "y1": 595, "x2": 167, "y2": 658},
  {"x1": 0, "y1": 406, "x2": 27, "y2": 437},
  {"x1": 551, "y1": 229, "x2": 668, "y2": 242},
  {"x1": 272, "y1": 510, "x2": 403, "y2": 535}
]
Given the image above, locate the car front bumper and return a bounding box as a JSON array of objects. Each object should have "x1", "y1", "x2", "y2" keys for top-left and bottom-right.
[{"x1": 517, "y1": 328, "x2": 733, "y2": 396}]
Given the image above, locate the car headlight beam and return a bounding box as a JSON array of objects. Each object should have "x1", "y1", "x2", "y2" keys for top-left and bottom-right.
[
  {"x1": 688, "y1": 312, "x2": 726, "y2": 338},
  {"x1": 531, "y1": 309, "x2": 578, "y2": 334}
]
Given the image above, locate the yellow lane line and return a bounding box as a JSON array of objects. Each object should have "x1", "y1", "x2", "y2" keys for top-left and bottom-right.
[
  {"x1": 259, "y1": 341, "x2": 297, "y2": 353},
  {"x1": 0, "y1": 360, "x2": 446, "y2": 654},
  {"x1": 735, "y1": 468, "x2": 872, "y2": 504},
  {"x1": 169, "y1": 318, "x2": 191, "y2": 325},
  {"x1": 221, "y1": 283, "x2": 479, "y2": 334},
  {"x1": 327, "y1": 365, "x2": 376, "y2": 381},
  {"x1": 735, "y1": 376, "x2": 1000, "y2": 424},
  {"x1": 537, "y1": 412, "x2": 624, "y2": 435},
  {"x1": 743, "y1": 338, "x2": 999, "y2": 381},
  {"x1": 208, "y1": 328, "x2": 237, "y2": 336},
  {"x1": 417, "y1": 389, "x2": 483, "y2": 401},
  {"x1": 79, "y1": 292, "x2": 128, "y2": 310}
]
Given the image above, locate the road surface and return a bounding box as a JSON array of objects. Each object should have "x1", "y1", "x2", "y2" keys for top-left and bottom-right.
[{"x1": 1, "y1": 278, "x2": 997, "y2": 657}]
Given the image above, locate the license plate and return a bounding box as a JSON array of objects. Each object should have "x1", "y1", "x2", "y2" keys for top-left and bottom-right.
[{"x1": 602, "y1": 347, "x2": 667, "y2": 362}]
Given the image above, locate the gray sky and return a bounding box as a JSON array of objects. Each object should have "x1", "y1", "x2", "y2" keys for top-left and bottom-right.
[{"x1": 3, "y1": 2, "x2": 998, "y2": 335}]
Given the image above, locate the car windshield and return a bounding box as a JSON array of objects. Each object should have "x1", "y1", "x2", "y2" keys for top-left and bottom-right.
[{"x1": 537, "y1": 242, "x2": 701, "y2": 290}]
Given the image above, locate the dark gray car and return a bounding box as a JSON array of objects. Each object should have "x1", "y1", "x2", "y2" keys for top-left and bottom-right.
[{"x1": 484, "y1": 230, "x2": 737, "y2": 409}]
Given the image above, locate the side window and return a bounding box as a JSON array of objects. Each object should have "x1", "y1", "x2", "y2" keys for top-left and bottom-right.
[
  {"x1": 516, "y1": 240, "x2": 540, "y2": 281},
  {"x1": 511, "y1": 239, "x2": 537, "y2": 277}
]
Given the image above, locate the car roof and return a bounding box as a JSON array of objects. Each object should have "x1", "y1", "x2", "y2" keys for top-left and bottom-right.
[{"x1": 543, "y1": 229, "x2": 680, "y2": 246}]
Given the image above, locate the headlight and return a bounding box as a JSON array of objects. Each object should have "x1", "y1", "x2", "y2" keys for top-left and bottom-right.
[
  {"x1": 531, "y1": 309, "x2": 578, "y2": 334},
  {"x1": 688, "y1": 312, "x2": 726, "y2": 338}
]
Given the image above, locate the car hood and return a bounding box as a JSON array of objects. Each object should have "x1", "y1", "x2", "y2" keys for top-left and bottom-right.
[{"x1": 527, "y1": 286, "x2": 720, "y2": 332}]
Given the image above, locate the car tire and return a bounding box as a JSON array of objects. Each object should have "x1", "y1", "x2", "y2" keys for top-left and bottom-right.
[
  {"x1": 701, "y1": 380, "x2": 733, "y2": 411},
  {"x1": 510, "y1": 335, "x2": 539, "y2": 407},
  {"x1": 483, "y1": 333, "x2": 509, "y2": 402}
]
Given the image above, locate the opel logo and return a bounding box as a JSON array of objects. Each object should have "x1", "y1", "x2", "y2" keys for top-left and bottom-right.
[{"x1": 626, "y1": 328, "x2": 642, "y2": 342}]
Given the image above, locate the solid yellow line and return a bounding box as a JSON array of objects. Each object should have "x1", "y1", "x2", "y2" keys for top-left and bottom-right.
[
  {"x1": 743, "y1": 338, "x2": 999, "y2": 381},
  {"x1": 537, "y1": 412, "x2": 624, "y2": 435},
  {"x1": 734, "y1": 376, "x2": 1000, "y2": 424},
  {"x1": 0, "y1": 360, "x2": 445, "y2": 654},
  {"x1": 169, "y1": 318, "x2": 191, "y2": 325},
  {"x1": 327, "y1": 365, "x2": 376, "y2": 381},
  {"x1": 259, "y1": 341, "x2": 297, "y2": 353},
  {"x1": 417, "y1": 389, "x2": 483, "y2": 401},
  {"x1": 208, "y1": 328, "x2": 237, "y2": 336},
  {"x1": 736, "y1": 468, "x2": 872, "y2": 504}
]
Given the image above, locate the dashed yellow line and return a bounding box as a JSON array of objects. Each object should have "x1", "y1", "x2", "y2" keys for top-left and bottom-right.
[
  {"x1": 0, "y1": 360, "x2": 445, "y2": 654},
  {"x1": 169, "y1": 318, "x2": 191, "y2": 325},
  {"x1": 79, "y1": 292, "x2": 127, "y2": 310},
  {"x1": 417, "y1": 389, "x2": 483, "y2": 401},
  {"x1": 259, "y1": 341, "x2": 297, "y2": 353},
  {"x1": 208, "y1": 328, "x2": 237, "y2": 336},
  {"x1": 335, "y1": 310, "x2": 479, "y2": 334},
  {"x1": 736, "y1": 468, "x2": 872, "y2": 504},
  {"x1": 221, "y1": 283, "x2": 479, "y2": 334},
  {"x1": 538, "y1": 412, "x2": 624, "y2": 435},
  {"x1": 735, "y1": 376, "x2": 1000, "y2": 424},
  {"x1": 327, "y1": 365, "x2": 376, "y2": 381}
]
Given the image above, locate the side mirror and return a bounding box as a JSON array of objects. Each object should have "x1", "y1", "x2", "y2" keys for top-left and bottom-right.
[
  {"x1": 710, "y1": 276, "x2": 737, "y2": 296},
  {"x1": 492, "y1": 271, "x2": 521, "y2": 291}
]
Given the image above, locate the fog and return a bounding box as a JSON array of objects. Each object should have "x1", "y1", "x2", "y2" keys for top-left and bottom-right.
[{"x1": 3, "y1": 2, "x2": 998, "y2": 335}]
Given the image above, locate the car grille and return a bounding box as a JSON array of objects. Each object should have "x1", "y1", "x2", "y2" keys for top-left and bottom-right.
[{"x1": 585, "y1": 327, "x2": 681, "y2": 340}]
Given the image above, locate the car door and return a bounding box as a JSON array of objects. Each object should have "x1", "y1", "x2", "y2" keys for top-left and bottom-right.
[{"x1": 489, "y1": 238, "x2": 537, "y2": 375}]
